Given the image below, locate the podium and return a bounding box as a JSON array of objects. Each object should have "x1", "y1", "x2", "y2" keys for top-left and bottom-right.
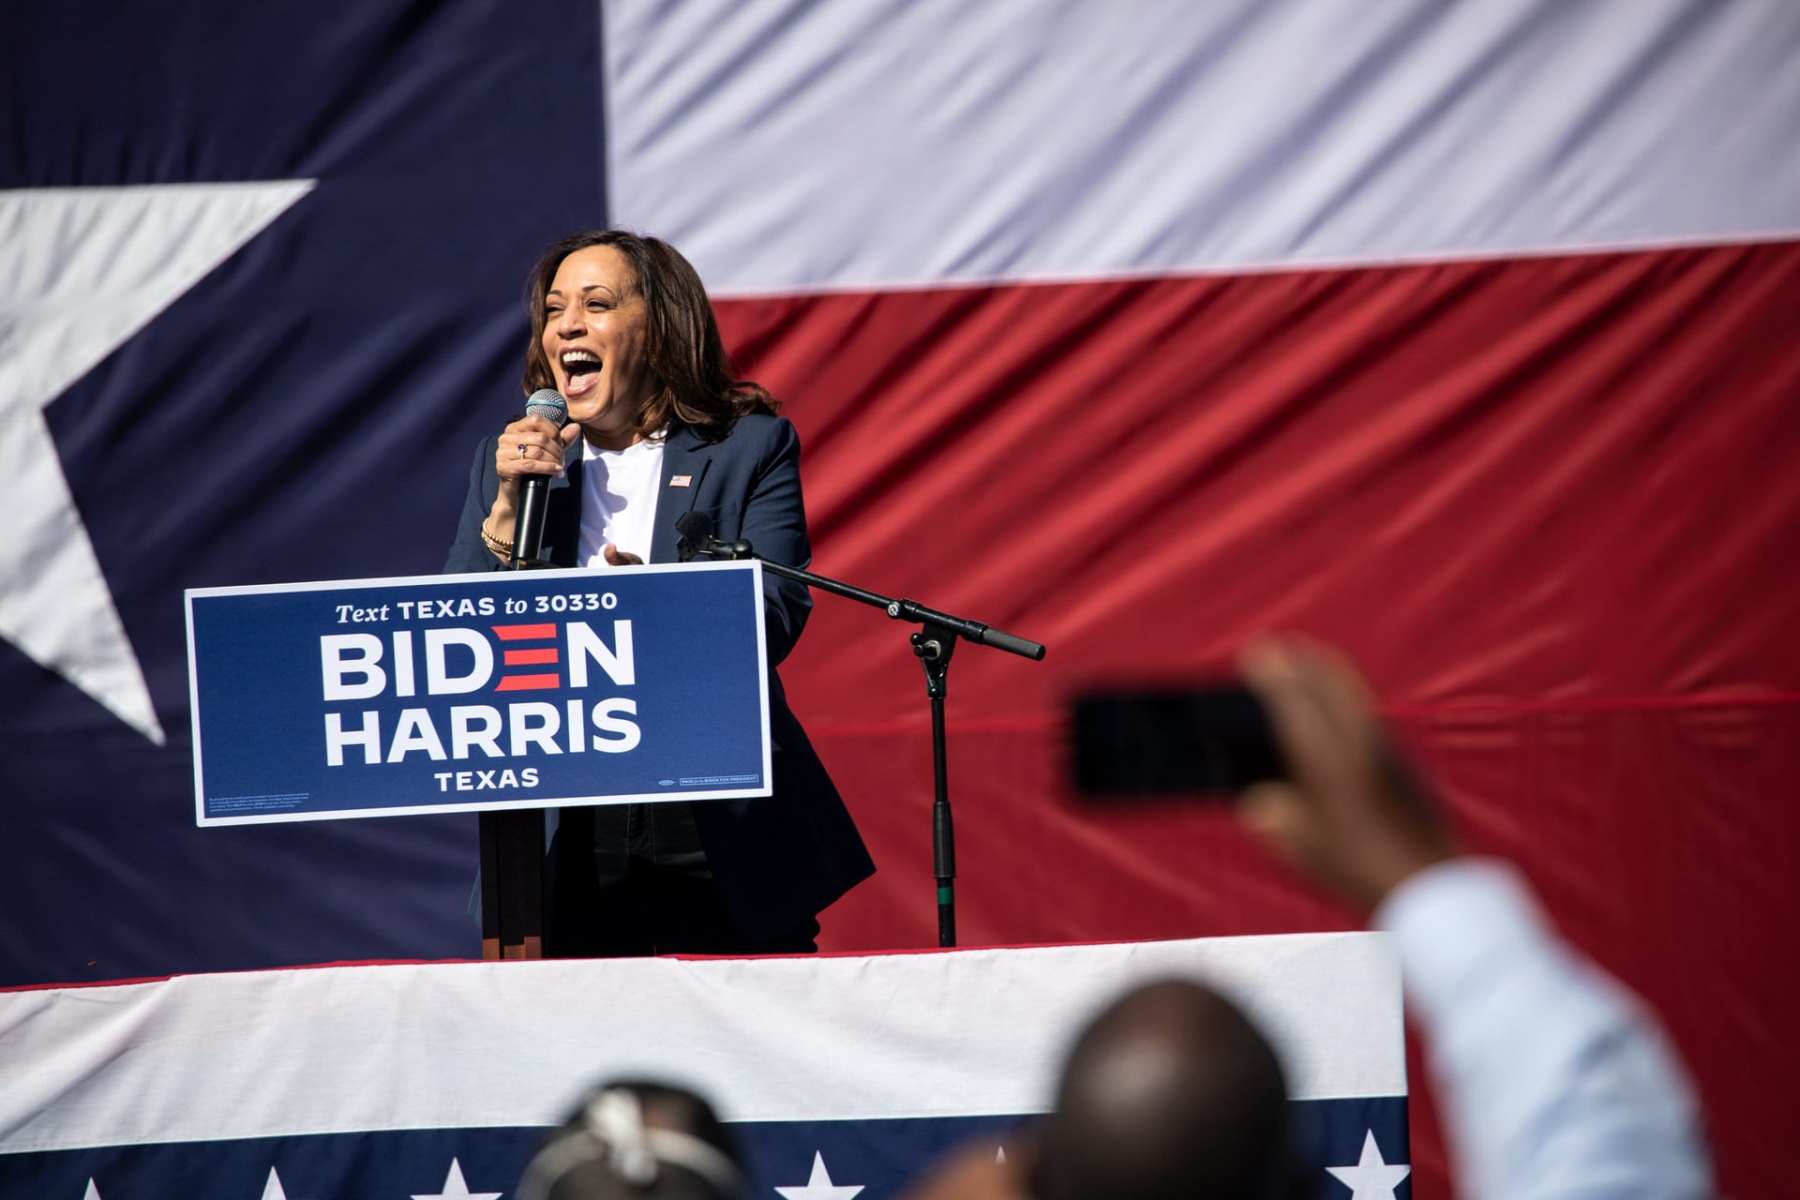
[{"x1": 184, "y1": 562, "x2": 776, "y2": 964}]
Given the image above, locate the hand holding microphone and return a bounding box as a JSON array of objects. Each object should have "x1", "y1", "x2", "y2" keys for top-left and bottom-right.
[
  {"x1": 483, "y1": 389, "x2": 579, "y2": 566},
  {"x1": 495, "y1": 389, "x2": 577, "y2": 490}
]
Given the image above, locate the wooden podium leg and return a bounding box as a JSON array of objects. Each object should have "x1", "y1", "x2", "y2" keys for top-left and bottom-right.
[{"x1": 480, "y1": 809, "x2": 545, "y2": 960}]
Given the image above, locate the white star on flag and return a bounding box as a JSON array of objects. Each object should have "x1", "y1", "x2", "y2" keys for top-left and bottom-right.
[
  {"x1": 0, "y1": 181, "x2": 312, "y2": 744},
  {"x1": 82, "y1": 1180, "x2": 101, "y2": 1200},
  {"x1": 259, "y1": 1167, "x2": 287, "y2": 1200},
  {"x1": 1326, "y1": 1129, "x2": 1411, "y2": 1199},
  {"x1": 412, "y1": 1156, "x2": 502, "y2": 1200},
  {"x1": 774, "y1": 1150, "x2": 864, "y2": 1199}
]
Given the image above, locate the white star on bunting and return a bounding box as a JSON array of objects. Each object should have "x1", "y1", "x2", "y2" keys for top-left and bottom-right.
[
  {"x1": 0, "y1": 181, "x2": 312, "y2": 743},
  {"x1": 1325, "y1": 1129, "x2": 1411, "y2": 1199},
  {"x1": 774, "y1": 1150, "x2": 864, "y2": 1199},
  {"x1": 82, "y1": 1180, "x2": 101, "y2": 1200},
  {"x1": 412, "y1": 1156, "x2": 502, "y2": 1200},
  {"x1": 259, "y1": 1167, "x2": 288, "y2": 1200}
]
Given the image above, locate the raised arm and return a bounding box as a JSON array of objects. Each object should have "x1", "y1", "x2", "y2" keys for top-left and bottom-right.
[{"x1": 1239, "y1": 638, "x2": 1713, "y2": 1200}]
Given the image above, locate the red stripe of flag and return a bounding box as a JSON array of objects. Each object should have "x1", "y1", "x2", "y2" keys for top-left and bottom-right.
[
  {"x1": 495, "y1": 674, "x2": 560, "y2": 691},
  {"x1": 503, "y1": 648, "x2": 559, "y2": 665},
  {"x1": 491, "y1": 623, "x2": 556, "y2": 641}
]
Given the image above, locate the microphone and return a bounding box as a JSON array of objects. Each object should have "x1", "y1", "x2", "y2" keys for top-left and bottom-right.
[
  {"x1": 510, "y1": 389, "x2": 568, "y2": 568},
  {"x1": 674, "y1": 511, "x2": 751, "y2": 562},
  {"x1": 674, "y1": 511, "x2": 711, "y2": 562}
]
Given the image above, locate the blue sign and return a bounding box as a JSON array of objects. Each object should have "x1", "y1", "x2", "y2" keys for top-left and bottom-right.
[{"x1": 184, "y1": 562, "x2": 770, "y2": 826}]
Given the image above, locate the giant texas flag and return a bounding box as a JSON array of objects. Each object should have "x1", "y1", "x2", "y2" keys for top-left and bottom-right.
[{"x1": 3, "y1": 2, "x2": 1798, "y2": 1197}]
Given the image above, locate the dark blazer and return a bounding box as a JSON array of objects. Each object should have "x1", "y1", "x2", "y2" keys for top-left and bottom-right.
[{"x1": 444, "y1": 413, "x2": 874, "y2": 934}]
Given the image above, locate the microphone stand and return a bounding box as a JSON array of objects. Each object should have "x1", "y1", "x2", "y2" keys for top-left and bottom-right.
[{"x1": 693, "y1": 534, "x2": 1045, "y2": 948}]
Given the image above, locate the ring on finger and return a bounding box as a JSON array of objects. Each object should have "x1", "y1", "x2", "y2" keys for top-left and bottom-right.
[{"x1": 516, "y1": 443, "x2": 528, "y2": 458}]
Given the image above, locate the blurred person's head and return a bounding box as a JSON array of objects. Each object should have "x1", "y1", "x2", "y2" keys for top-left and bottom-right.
[
  {"x1": 517, "y1": 1079, "x2": 747, "y2": 1200},
  {"x1": 1030, "y1": 979, "x2": 1296, "y2": 1200}
]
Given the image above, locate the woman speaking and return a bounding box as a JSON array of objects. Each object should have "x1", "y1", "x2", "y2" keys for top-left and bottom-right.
[{"x1": 445, "y1": 230, "x2": 873, "y2": 956}]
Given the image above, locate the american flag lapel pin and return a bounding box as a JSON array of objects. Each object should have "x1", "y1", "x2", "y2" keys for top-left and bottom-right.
[{"x1": 669, "y1": 474, "x2": 692, "y2": 488}]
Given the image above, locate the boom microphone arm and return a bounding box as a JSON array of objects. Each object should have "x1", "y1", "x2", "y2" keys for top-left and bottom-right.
[{"x1": 675, "y1": 511, "x2": 1047, "y2": 947}]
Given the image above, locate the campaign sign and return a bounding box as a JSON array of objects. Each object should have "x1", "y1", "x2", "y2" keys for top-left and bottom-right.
[{"x1": 184, "y1": 562, "x2": 770, "y2": 826}]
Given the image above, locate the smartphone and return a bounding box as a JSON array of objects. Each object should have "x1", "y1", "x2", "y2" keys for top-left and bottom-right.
[{"x1": 1069, "y1": 686, "x2": 1286, "y2": 799}]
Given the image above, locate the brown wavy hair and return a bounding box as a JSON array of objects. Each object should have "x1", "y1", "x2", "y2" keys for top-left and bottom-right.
[{"x1": 521, "y1": 230, "x2": 776, "y2": 441}]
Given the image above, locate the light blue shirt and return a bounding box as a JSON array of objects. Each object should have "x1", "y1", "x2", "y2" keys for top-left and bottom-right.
[{"x1": 1376, "y1": 860, "x2": 1713, "y2": 1199}]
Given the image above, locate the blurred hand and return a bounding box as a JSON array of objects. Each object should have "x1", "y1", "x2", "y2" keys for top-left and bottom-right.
[{"x1": 1237, "y1": 636, "x2": 1453, "y2": 913}]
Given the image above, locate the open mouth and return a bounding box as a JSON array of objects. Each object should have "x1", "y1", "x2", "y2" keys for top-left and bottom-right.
[{"x1": 559, "y1": 349, "x2": 602, "y2": 397}]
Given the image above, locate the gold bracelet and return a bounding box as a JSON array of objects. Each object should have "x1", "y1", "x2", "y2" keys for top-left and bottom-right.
[{"x1": 480, "y1": 524, "x2": 514, "y2": 556}]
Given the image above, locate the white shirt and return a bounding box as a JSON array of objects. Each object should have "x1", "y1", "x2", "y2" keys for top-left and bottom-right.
[
  {"x1": 577, "y1": 435, "x2": 665, "y2": 567},
  {"x1": 1377, "y1": 859, "x2": 1713, "y2": 1199}
]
